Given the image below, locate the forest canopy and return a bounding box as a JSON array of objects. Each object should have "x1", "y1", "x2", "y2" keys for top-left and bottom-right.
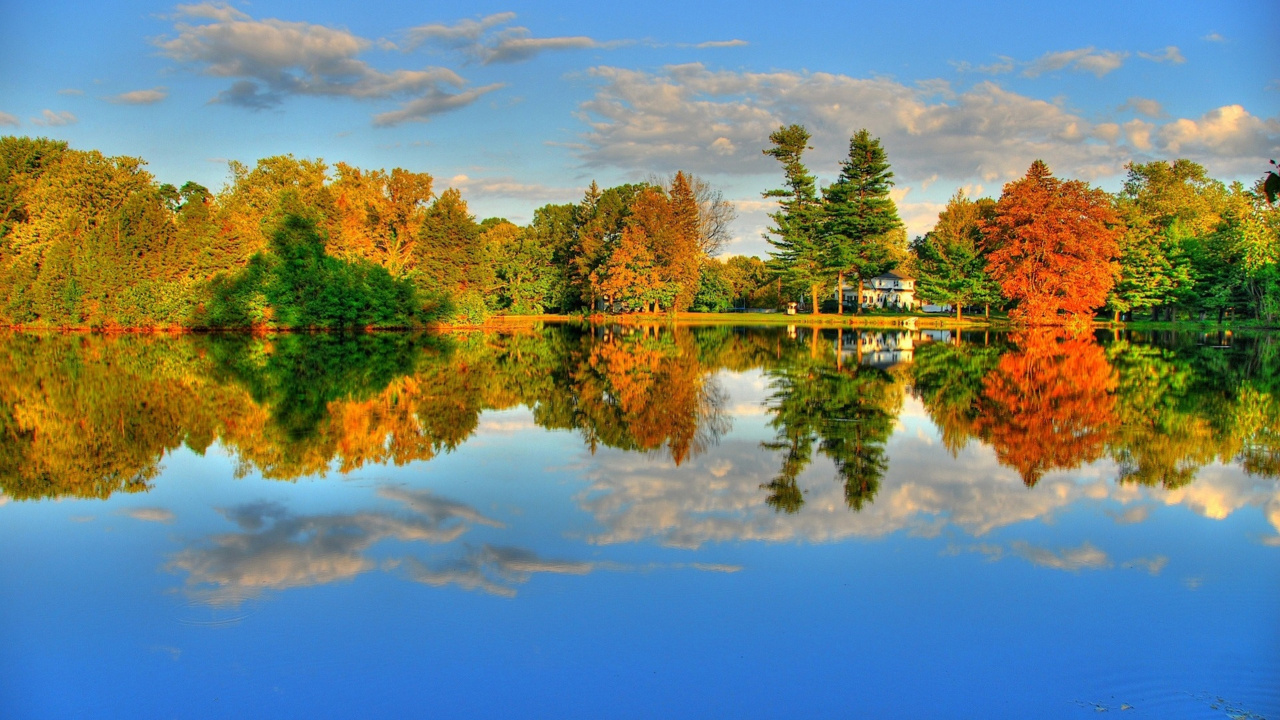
[
  {"x1": 1, "y1": 133, "x2": 1276, "y2": 329},
  {"x1": 0, "y1": 137, "x2": 734, "y2": 329}
]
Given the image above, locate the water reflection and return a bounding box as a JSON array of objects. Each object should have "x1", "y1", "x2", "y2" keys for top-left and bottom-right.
[
  {"x1": 170, "y1": 488, "x2": 503, "y2": 605},
  {"x1": 0, "y1": 325, "x2": 1276, "y2": 505}
]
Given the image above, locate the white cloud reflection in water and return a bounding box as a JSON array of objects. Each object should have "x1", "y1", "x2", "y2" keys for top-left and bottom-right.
[
  {"x1": 574, "y1": 386, "x2": 1280, "y2": 549},
  {"x1": 169, "y1": 488, "x2": 504, "y2": 606}
]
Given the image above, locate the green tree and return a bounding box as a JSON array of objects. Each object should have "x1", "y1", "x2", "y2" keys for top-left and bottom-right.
[
  {"x1": 822, "y1": 129, "x2": 904, "y2": 314},
  {"x1": 415, "y1": 188, "x2": 491, "y2": 323},
  {"x1": 911, "y1": 191, "x2": 998, "y2": 320},
  {"x1": 763, "y1": 125, "x2": 826, "y2": 314},
  {"x1": 692, "y1": 259, "x2": 734, "y2": 312}
]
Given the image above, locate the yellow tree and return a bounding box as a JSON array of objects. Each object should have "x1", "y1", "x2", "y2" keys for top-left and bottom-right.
[{"x1": 331, "y1": 163, "x2": 432, "y2": 276}]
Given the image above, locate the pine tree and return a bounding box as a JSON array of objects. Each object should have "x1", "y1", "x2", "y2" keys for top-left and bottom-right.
[
  {"x1": 823, "y1": 129, "x2": 903, "y2": 314},
  {"x1": 762, "y1": 124, "x2": 825, "y2": 314}
]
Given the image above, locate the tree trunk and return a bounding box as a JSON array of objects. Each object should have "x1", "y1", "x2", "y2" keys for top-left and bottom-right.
[
  {"x1": 856, "y1": 278, "x2": 864, "y2": 315},
  {"x1": 1113, "y1": 309, "x2": 1120, "y2": 323},
  {"x1": 836, "y1": 271, "x2": 845, "y2": 315},
  {"x1": 985, "y1": 304, "x2": 990, "y2": 319},
  {"x1": 955, "y1": 303, "x2": 962, "y2": 322},
  {"x1": 811, "y1": 285, "x2": 819, "y2": 315}
]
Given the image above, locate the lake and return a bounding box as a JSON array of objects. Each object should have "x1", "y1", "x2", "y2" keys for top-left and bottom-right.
[{"x1": 0, "y1": 324, "x2": 1276, "y2": 719}]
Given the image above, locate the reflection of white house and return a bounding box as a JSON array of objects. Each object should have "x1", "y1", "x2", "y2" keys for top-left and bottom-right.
[
  {"x1": 840, "y1": 270, "x2": 917, "y2": 310},
  {"x1": 839, "y1": 330, "x2": 920, "y2": 368}
]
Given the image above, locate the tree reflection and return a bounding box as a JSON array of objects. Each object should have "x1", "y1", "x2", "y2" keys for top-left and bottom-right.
[
  {"x1": 972, "y1": 329, "x2": 1119, "y2": 486},
  {"x1": 761, "y1": 329, "x2": 902, "y2": 512},
  {"x1": 0, "y1": 324, "x2": 1274, "y2": 502}
]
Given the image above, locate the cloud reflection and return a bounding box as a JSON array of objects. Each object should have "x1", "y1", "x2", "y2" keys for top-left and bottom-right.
[
  {"x1": 169, "y1": 489, "x2": 501, "y2": 606},
  {"x1": 123, "y1": 507, "x2": 176, "y2": 523},
  {"x1": 404, "y1": 545, "x2": 593, "y2": 598},
  {"x1": 1010, "y1": 541, "x2": 1112, "y2": 572},
  {"x1": 574, "y1": 392, "x2": 1280, "y2": 549}
]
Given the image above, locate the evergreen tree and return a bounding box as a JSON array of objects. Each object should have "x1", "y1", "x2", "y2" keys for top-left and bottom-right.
[
  {"x1": 823, "y1": 129, "x2": 903, "y2": 314},
  {"x1": 762, "y1": 124, "x2": 825, "y2": 314}
]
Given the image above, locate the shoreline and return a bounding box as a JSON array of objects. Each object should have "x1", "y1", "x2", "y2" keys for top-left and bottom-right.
[{"x1": 2, "y1": 312, "x2": 1274, "y2": 333}]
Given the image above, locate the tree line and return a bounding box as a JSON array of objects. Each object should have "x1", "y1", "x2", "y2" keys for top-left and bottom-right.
[
  {"x1": 0, "y1": 136, "x2": 737, "y2": 329},
  {"x1": 2, "y1": 133, "x2": 1276, "y2": 328},
  {"x1": 759, "y1": 124, "x2": 1280, "y2": 325}
]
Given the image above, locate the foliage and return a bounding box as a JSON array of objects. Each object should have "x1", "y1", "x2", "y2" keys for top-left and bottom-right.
[
  {"x1": 1, "y1": 325, "x2": 1275, "y2": 502},
  {"x1": 985, "y1": 160, "x2": 1122, "y2": 324},
  {"x1": 823, "y1": 129, "x2": 904, "y2": 310},
  {"x1": 762, "y1": 124, "x2": 827, "y2": 313},
  {"x1": 911, "y1": 191, "x2": 999, "y2": 318},
  {"x1": 692, "y1": 260, "x2": 734, "y2": 312},
  {"x1": 202, "y1": 214, "x2": 430, "y2": 329}
]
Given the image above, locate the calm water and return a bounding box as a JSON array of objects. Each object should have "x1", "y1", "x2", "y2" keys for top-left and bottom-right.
[{"x1": 1, "y1": 324, "x2": 1276, "y2": 719}]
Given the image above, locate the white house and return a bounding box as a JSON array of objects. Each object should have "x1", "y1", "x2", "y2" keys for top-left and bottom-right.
[{"x1": 840, "y1": 270, "x2": 917, "y2": 310}]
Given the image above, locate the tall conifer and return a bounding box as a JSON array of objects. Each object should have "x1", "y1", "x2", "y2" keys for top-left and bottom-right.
[
  {"x1": 763, "y1": 125, "x2": 825, "y2": 313},
  {"x1": 823, "y1": 129, "x2": 902, "y2": 314}
]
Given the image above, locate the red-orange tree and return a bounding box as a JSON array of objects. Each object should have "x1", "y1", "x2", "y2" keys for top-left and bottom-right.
[{"x1": 984, "y1": 160, "x2": 1121, "y2": 324}]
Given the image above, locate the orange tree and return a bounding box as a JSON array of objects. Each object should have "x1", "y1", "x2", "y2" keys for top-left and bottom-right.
[{"x1": 984, "y1": 160, "x2": 1121, "y2": 324}]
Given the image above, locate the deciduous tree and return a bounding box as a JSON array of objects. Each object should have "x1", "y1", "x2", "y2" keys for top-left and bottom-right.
[{"x1": 984, "y1": 160, "x2": 1121, "y2": 324}]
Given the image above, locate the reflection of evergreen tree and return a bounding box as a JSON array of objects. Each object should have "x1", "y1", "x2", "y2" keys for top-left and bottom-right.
[{"x1": 761, "y1": 330, "x2": 902, "y2": 512}]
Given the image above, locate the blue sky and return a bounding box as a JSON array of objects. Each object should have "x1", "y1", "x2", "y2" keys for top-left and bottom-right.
[{"x1": 2, "y1": 0, "x2": 1277, "y2": 256}]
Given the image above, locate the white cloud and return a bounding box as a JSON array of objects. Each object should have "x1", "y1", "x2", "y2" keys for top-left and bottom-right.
[
  {"x1": 484, "y1": 35, "x2": 603, "y2": 65},
  {"x1": 951, "y1": 56, "x2": 1016, "y2": 75},
  {"x1": 31, "y1": 109, "x2": 77, "y2": 126},
  {"x1": 169, "y1": 489, "x2": 501, "y2": 606},
  {"x1": 575, "y1": 63, "x2": 1280, "y2": 185},
  {"x1": 1138, "y1": 46, "x2": 1186, "y2": 64},
  {"x1": 1123, "y1": 118, "x2": 1156, "y2": 151},
  {"x1": 107, "y1": 87, "x2": 169, "y2": 105},
  {"x1": 1011, "y1": 541, "x2": 1112, "y2": 571},
  {"x1": 157, "y1": 4, "x2": 494, "y2": 124},
  {"x1": 403, "y1": 12, "x2": 517, "y2": 50},
  {"x1": 403, "y1": 12, "x2": 613, "y2": 65},
  {"x1": 57, "y1": 88, "x2": 84, "y2": 96},
  {"x1": 1023, "y1": 47, "x2": 1128, "y2": 78},
  {"x1": 1158, "y1": 104, "x2": 1280, "y2": 161},
  {"x1": 446, "y1": 174, "x2": 580, "y2": 203},
  {"x1": 576, "y1": 64, "x2": 1124, "y2": 182},
  {"x1": 1203, "y1": 32, "x2": 1226, "y2": 43},
  {"x1": 0, "y1": 111, "x2": 18, "y2": 127},
  {"x1": 696, "y1": 39, "x2": 748, "y2": 49},
  {"x1": 371, "y1": 83, "x2": 505, "y2": 126},
  {"x1": 1122, "y1": 97, "x2": 1164, "y2": 118},
  {"x1": 405, "y1": 545, "x2": 593, "y2": 597}
]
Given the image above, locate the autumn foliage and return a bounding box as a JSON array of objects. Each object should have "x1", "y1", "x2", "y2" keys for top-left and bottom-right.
[
  {"x1": 972, "y1": 329, "x2": 1118, "y2": 485},
  {"x1": 984, "y1": 161, "x2": 1122, "y2": 324}
]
